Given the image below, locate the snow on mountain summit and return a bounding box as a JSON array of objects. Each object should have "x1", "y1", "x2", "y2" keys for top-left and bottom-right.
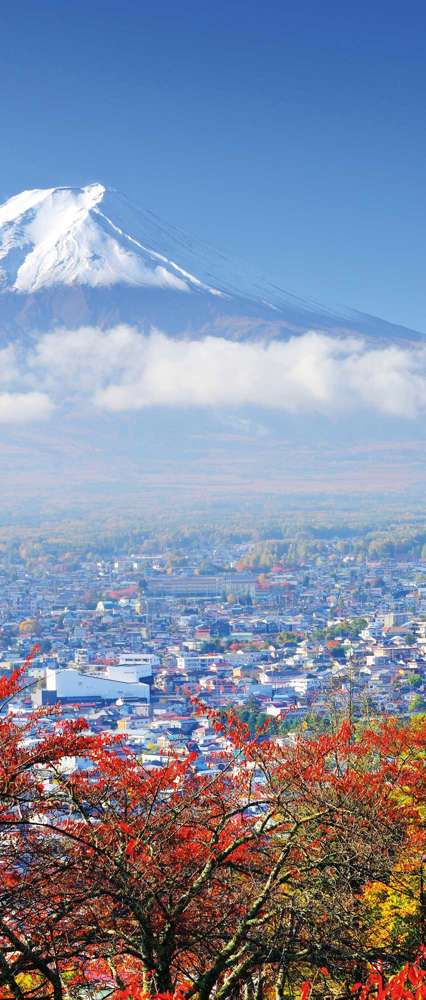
[
  {"x1": 0, "y1": 183, "x2": 424, "y2": 350},
  {"x1": 0, "y1": 183, "x2": 221, "y2": 295}
]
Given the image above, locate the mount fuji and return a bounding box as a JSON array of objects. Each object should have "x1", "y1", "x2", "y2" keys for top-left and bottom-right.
[
  {"x1": 0, "y1": 182, "x2": 425, "y2": 518},
  {"x1": 0, "y1": 182, "x2": 423, "y2": 346}
]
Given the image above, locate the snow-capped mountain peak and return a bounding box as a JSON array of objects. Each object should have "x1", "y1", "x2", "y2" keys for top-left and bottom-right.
[
  {"x1": 0, "y1": 182, "x2": 423, "y2": 349},
  {"x1": 0, "y1": 183, "x2": 221, "y2": 295}
]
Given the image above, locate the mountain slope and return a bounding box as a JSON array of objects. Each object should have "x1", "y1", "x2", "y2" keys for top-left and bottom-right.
[
  {"x1": 0, "y1": 184, "x2": 223, "y2": 295},
  {"x1": 0, "y1": 182, "x2": 424, "y2": 346},
  {"x1": 0, "y1": 184, "x2": 425, "y2": 515}
]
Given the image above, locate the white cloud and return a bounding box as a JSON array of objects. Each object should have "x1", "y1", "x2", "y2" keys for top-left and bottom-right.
[
  {"x1": 0, "y1": 345, "x2": 19, "y2": 384},
  {"x1": 0, "y1": 391, "x2": 53, "y2": 423},
  {"x1": 7, "y1": 324, "x2": 426, "y2": 420},
  {"x1": 0, "y1": 344, "x2": 53, "y2": 422},
  {"x1": 31, "y1": 325, "x2": 140, "y2": 392}
]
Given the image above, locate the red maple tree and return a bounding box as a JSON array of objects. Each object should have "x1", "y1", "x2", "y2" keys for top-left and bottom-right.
[{"x1": 0, "y1": 663, "x2": 424, "y2": 1000}]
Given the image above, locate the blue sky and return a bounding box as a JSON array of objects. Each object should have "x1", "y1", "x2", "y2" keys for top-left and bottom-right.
[{"x1": 1, "y1": 0, "x2": 426, "y2": 331}]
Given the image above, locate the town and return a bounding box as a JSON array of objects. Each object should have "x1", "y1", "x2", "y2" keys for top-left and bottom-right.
[{"x1": 1, "y1": 522, "x2": 425, "y2": 765}]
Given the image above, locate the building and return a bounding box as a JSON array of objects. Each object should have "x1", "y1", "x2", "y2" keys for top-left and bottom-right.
[
  {"x1": 176, "y1": 654, "x2": 203, "y2": 673},
  {"x1": 147, "y1": 575, "x2": 256, "y2": 598},
  {"x1": 118, "y1": 652, "x2": 159, "y2": 676},
  {"x1": 39, "y1": 666, "x2": 151, "y2": 706}
]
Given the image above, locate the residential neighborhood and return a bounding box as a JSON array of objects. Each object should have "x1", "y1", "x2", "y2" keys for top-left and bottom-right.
[{"x1": 1, "y1": 531, "x2": 425, "y2": 767}]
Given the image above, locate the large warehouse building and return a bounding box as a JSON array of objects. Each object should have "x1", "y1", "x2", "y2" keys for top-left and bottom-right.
[{"x1": 40, "y1": 658, "x2": 152, "y2": 706}]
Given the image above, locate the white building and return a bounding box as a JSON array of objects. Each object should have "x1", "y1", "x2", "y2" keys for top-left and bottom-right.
[
  {"x1": 118, "y1": 653, "x2": 159, "y2": 676},
  {"x1": 41, "y1": 667, "x2": 150, "y2": 706},
  {"x1": 282, "y1": 675, "x2": 318, "y2": 696},
  {"x1": 176, "y1": 654, "x2": 203, "y2": 673}
]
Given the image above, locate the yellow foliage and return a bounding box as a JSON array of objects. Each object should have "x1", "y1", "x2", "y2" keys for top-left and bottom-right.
[
  {"x1": 16, "y1": 972, "x2": 44, "y2": 993},
  {"x1": 362, "y1": 860, "x2": 420, "y2": 951}
]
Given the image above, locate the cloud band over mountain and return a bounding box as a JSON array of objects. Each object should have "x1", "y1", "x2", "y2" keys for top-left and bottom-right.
[{"x1": 1, "y1": 325, "x2": 426, "y2": 422}]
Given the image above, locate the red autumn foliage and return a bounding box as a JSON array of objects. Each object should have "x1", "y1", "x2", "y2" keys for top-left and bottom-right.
[
  {"x1": 0, "y1": 662, "x2": 424, "y2": 1000},
  {"x1": 301, "y1": 949, "x2": 426, "y2": 1000},
  {"x1": 352, "y1": 950, "x2": 426, "y2": 1000}
]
